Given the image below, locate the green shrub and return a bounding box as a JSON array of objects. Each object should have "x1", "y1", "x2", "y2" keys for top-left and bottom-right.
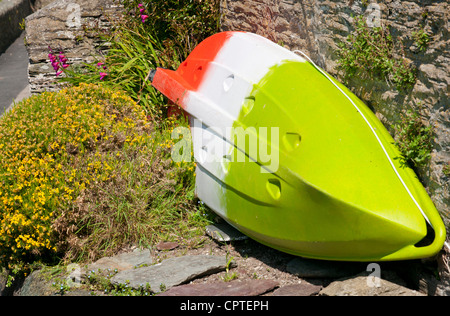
[
  {"x1": 443, "y1": 163, "x2": 450, "y2": 177},
  {"x1": 337, "y1": 16, "x2": 416, "y2": 90},
  {"x1": 393, "y1": 110, "x2": 434, "y2": 169},
  {"x1": 411, "y1": 28, "x2": 431, "y2": 52},
  {"x1": 0, "y1": 84, "x2": 207, "y2": 276}
]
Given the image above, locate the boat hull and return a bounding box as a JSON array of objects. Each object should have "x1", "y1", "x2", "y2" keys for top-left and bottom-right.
[{"x1": 152, "y1": 31, "x2": 446, "y2": 261}]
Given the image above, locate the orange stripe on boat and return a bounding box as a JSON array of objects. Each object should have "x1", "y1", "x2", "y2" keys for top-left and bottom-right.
[{"x1": 152, "y1": 31, "x2": 236, "y2": 106}]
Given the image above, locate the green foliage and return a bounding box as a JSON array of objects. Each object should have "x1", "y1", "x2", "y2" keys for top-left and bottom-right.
[
  {"x1": 0, "y1": 84, "x2": 209, "y2": 277},
  {"x1": 393, "y1": 110, "x2": 434, "y2": 169},
  {"x1": 61, "y1": 0, "x2": 220, "y2": 120},
  {"x1": 123, "y1": 0, "x2": 220, "y2": 59},
  {"x1": 443, "y1": 163, "x2": 450, "y2": 177},
  {"x1": 84, "y1": 269, "x2": 153, "y2": 296},
  {"x1": 411, "y1": 28, "x2": 431, "y2": 52},
  {"x1": 337, "y1": 16, "x2": 416, "y2": 90}
]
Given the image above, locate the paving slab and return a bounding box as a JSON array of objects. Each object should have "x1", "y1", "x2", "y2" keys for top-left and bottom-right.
[
  {"x1": 86, "y1": 248, "x2": 153, "y2": 273},
  {"x1": 110, "y1": 255, "x2": 233, "y2": 293},
  {"x1": 158, "y1": 279, "x2": 279, "y2": 296}
]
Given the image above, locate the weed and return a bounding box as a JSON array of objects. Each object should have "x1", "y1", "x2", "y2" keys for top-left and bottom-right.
[
  {"x1": 443, "y1": 163, "x2": 450, "y2": 177},
  {"x1": 52, "y1": 281, "x2": 71, "y2": 295},
  {"x1": 393, "y1": 109, "x2": 434, "y2": 169},
  {"x1": 19, "y1": 18, "x2": 26, "y2": 31},
  {"x1": 221, "y1": 253, "x2": 238, "y2": 282},
  {"x1": 337, "y1": 16, "x2": 416, "y2": 90}
]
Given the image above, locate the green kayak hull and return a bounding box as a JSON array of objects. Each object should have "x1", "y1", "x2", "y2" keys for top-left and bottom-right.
[{"x1": 152, "y1": 31, "x2": 446, "y2": 261}]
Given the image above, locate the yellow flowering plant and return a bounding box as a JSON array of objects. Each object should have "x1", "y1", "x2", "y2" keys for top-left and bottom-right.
[{"x1": 0, "y1": 84, "x2": 206, "y2": 278}]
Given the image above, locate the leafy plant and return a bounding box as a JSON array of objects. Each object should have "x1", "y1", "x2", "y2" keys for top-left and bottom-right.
[
  {"x1": 443, "y1": 163, "x2": 450, "y2": 177},
  {"x1": 393, "y1": 110, "x2": 434, "y2": 169},
  {"x1": 337, "y1": 16, "x2": 416, "y2": 90}
]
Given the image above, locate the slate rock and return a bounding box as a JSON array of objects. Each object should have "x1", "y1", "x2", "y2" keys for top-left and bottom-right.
[
  {"x1": 156, "y1": 241, "x2": 179, "y2": 251},
  {"x1": 0, "y1": 270, "x2": 8, "y2": 296},
  {"x1": 286, "y1": 257, "x2": 365, "y2": 279},
  {"x1": 16, "y1": 270, "x2": 55, "y2": 296},
  {"x1": 111, "y1": 255, "x2": 234, "y2": 293},
  {"x1": 158, "y1": 279, "x2": 279, "y2": 296},
  {"x1": 319, "y1": 272, "x2": 426, "y2": 296},
  {"x1": 86, "y1": 248, "x2": 153, "y2": 273},
  {"x1": 272, "y1": 282, "x2": 322, "y2": 296}
]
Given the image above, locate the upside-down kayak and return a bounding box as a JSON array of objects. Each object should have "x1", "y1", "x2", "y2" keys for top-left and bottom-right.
[{"x1": 151, "y1": 31, "x2": 446, "y2": 261}]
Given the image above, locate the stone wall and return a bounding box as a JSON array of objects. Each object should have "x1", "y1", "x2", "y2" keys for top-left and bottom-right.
[
  {"x1": 221, "y1": 0, "x2": 450, "y2": 230},
  {"x1": 25, "y1": 0, "x2": 123, "y2": 94}
]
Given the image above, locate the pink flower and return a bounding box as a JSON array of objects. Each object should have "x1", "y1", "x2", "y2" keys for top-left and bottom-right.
[
  {"x1": 141, "y1": 14, "x2": 148, "y2": 23},
  {"x1": 97, "y1": 62, "x2": 104, "y2": 67},
  {"x1": 49, "y1": 54, "x2": 58, "y2": 68},
  {"x1": 48, "y1": 46, "x2": 70, "y2": 76},
  {"x1": 99, "y1": 72, "x2": 108, "y2": 80},
  {"x1": 138, "y1": 3, "x2": 143, "y2": 7}
]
